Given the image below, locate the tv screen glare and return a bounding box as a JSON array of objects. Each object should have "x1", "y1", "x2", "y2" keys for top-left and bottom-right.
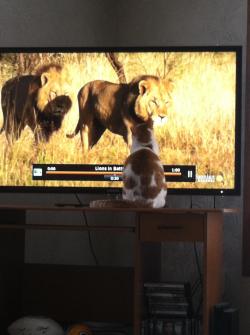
[{"x1": 0, "y1": 47, "x2": 241, "y2": 195}]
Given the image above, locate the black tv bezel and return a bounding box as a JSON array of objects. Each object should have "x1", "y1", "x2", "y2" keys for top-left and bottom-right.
[{"x1": 0, "y1": 46, "x2": 242, "y2": 196}]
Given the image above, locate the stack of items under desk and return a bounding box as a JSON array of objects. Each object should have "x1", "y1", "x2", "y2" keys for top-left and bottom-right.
[{"x1": 143, "y1": 282, "x2": 201, "y2": 335}]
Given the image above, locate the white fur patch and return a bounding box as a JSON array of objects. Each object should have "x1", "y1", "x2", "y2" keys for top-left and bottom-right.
[
  {"x1": 8, "y1": 316, "x2": 64, "y2": 335},
  {"x1": 154, "y1": 116, "x2": 168, "y2": 126},
  {"x1": 150, "y1": 174, "x2": 157, "y2": 187},
  {"x1": 152, "y1": 188, "x2": 167, "y2": 208}
]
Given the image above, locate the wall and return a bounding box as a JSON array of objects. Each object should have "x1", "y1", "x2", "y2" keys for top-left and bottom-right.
[{"x1": 0, "y1": 0, "x2": 247, "y2": 333}]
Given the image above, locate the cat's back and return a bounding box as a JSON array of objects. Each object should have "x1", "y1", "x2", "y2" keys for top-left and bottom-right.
[{"x1": 122, "y1": 148, "x2": 167, "y2": 208}]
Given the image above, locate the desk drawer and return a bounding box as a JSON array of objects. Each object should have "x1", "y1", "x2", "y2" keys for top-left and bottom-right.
[{"x1": 139, "y1": 212, "x2": 204, "y2": 242}]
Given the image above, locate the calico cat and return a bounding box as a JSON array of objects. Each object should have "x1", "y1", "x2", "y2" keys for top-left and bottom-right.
[{"x1": 90, "y1": 118, "x2": 167, "y2": 208}]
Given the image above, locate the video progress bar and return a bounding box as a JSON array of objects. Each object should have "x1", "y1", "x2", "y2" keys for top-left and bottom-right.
[{"x1": 46, "y1": 171, "x2": 182, "y2": 177}]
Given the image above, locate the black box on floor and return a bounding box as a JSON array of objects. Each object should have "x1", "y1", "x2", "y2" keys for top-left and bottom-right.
[
  {"x1": 212, "y1": 302, "x2": 230, "y2": 335},
  {"x1": 222, "y1": 308, "x2": 239, "y2": 335},
  {"x1": 212, "y1": 303, "x2": 239, "y2": 335}
]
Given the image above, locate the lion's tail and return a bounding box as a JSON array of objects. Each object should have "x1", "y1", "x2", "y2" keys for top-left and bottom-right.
[
  {"x1": 66, "y1": 131, "x2": 77, "y2": 139},
  {"x1": 66, "y1": 120, "x2": 81, "y2": 138},
  {"x1": 67, "y1": 84, "x2": 90, "y2": 139}
]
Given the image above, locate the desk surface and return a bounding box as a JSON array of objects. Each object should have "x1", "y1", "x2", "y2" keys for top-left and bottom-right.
[
  {"x1": 0, "y1": 204, "x2": 239, "y2": 214},
  {"x1": 0, "y1": 205, "x2": 238, "y2": 232}
]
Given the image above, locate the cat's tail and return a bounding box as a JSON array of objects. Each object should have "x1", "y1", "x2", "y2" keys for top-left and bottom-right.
[
  {"x1": 90, "y1": 199, "x2": 168, "y2": 209},
  {"x1": 89, "y1": 199, "x2": 153, "y2": 209}
]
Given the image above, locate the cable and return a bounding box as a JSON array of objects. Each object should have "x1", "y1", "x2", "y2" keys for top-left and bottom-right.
[
  {"x1": 193, "y1": 242, "x2": 203, "y2": 317},
  {"x1": 191, "y1": 278, "x2": 200, "y2": 296},
  {"x1": 193, "y1": 242, "x2": 202, "y2": 286},
  {"x1": 75, "y1": 193, "x2": 100, "y2": 266}
]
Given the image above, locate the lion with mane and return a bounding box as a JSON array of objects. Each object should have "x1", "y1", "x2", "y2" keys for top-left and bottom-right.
[
  {"x1": 1, "y1": 64, "x2": 72, "y2": 142},
  {"x1": 67, "y1": 75, "x2": 172, "y2": 153}
]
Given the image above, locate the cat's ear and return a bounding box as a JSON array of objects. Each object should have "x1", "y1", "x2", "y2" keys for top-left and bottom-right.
[
  {"x1": 124, "y1": 118, "x2": 135, "y2": 135},
  {"x1": 138, "y1": 80, "x2": 149, "y2": 95},
  {"x1": 130, "y1": 124, "x2": 137, "y2": 135},
  {"x1": 146, "y1": 117, "x2": 154, "y2": 129}
]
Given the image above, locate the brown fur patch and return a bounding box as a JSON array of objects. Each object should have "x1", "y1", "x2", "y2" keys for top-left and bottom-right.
[
  {"x1": 140, "y1": 174, "x2": 151, "y2": 186},
  {"x1": 141, "y1": 186, "x2": 161, "y2": 198},
  {"x1": 123, "y1": 176, "x2": 136, "y2": 189},
  {"x1": 126, "y1": 149, "x2": 162, "y2": 176},
  {"x1": 133, "y1": 123, "x2": 152, "y2": 143},
  {"x1": 155, "y1": 171, "x2": 165, "y2": 186}
]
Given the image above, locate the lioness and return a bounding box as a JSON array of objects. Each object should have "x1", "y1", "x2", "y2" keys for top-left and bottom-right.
[
  {"x1": 0, "y1": 64, "x2": 72, "y2": 143},
  {"x1": 67, "y1": 75, "x2": 172, "y2": 152}
]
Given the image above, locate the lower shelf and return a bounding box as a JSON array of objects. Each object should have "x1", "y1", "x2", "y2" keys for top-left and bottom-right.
[{"x1": 2, "y1": 264, "x2": 134, "y2": 334}]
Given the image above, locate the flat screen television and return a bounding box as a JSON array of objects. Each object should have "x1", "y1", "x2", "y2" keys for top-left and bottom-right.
[{"x1": 0, "y1": 46, "x2": 241, "y2": 195}]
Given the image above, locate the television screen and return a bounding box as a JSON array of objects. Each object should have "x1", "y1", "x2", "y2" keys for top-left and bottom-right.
[{"x1": 0, "y1": 47, "x2": 241, "y2": 195}]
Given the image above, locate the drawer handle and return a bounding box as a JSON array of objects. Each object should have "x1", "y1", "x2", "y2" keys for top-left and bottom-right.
[{"x1": 157, "y1": 225, "x2": 183, "y2": 230}]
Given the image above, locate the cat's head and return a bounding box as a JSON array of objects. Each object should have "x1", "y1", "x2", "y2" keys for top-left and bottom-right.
[
  {"x1": 130, "y1": 118, "x2": 159, "y2": 154},
  {"x1": 131, "y1": 117, "x2": 154, "y2": 139}
]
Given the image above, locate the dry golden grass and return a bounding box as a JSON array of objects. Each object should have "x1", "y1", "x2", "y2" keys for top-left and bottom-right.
[{"x1": 0, "y1": 52, "x2": 236, "y2": 189}]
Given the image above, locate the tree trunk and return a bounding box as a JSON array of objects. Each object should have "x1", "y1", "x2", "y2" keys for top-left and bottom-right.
[{"x1": 105, "y1": 52, "x2": 127, "y2": 83}]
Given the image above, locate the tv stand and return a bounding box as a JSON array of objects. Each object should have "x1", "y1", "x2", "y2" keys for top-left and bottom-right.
[{"x1": 0, "y1": 205, "x2": 233, "y2": 335}]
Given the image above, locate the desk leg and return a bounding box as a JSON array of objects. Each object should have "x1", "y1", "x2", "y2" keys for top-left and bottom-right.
[
  {"x1": 134, "y1": 219, "x2": 161, "y2": 335},
  {"x1": 134, "y1": 228, "x2": 141, "y2": 335},
  {"x1": 203, "y1": 212, "x2": 223, "y2": 335},
  {"x1": 0, "y1": 229, "x2": 25, "y2": 333},
  {"x1": 0, "y1": 209, "x2": 25, "y2": 333}
]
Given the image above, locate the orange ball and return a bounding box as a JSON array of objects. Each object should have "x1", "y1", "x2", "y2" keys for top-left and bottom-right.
[{"x1": 67, "y1": 323, "x2": 92, "y2": 335}]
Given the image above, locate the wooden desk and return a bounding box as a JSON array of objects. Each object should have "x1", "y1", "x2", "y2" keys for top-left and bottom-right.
[{"x1": 0, "y1": 206, "x2": 230, "y2": 335}]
